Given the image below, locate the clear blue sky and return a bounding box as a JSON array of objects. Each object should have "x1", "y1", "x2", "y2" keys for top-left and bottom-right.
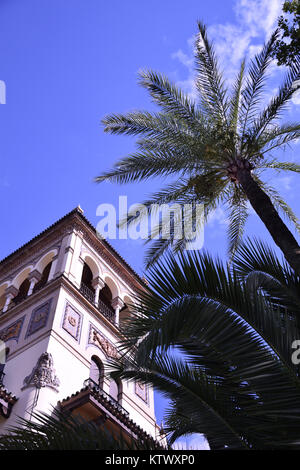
[{"x1": 0, "y1": 0, "x2": 299, "y2": 449}]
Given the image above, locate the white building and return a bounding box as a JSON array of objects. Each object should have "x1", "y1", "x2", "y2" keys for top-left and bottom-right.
[{"x1": 0, "y1": 207, "x2": 164, "y2": 447}]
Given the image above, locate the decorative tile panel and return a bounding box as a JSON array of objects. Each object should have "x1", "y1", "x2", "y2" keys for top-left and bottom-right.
[
  {"x1": 62, "y1": 302, "x2": 82, "y2": 341},
  {"x1": 26, "y1": 299, "x2": 52, "y2": 338},
  {"x1": 0, "y1": 316, "x2": 25, "y2": 343}
]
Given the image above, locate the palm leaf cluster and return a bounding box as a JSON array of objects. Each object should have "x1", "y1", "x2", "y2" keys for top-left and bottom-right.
[
  {"x1": 0, "y1": 408, "x2": 161, "y2": 450},
  {"x1": 96, "y1": 22, "x2": 300, "y2": 266},
  {"x1": 107, "y1": 239, "x2": 300, "y2": 449}
]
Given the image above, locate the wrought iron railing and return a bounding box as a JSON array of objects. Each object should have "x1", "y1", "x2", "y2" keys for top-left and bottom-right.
[
  {"x1": 83, "y1": 378, "x2": 129, "y2": 417},
  {"x1": 80, "y1": 283, "x2": 95, "y2": 303},
  {"x1": 80, "y1": 283, "x2": 115, "y2": 324},
  {"x1": 97, "y1": 297, "x2": 115, "y2": 323}
]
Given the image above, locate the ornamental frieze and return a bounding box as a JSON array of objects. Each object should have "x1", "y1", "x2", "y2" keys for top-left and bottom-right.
[{"x1": 88, "y1": 323, "x2": 118, "y2": 359}]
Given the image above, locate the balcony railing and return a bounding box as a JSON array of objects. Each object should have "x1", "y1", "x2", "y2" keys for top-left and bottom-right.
[
  {"x1": 97, "y1": 297, "x2": 115, "y2": 323},
  {"x1": 80, "y1": 283, "x2": 116, "y2": 324},
  {"x1": 83, "y1": 378, "x2": 129, "y2": 417},
  {"x1": 80, "y1": 282, "x2": 95, "y2": 303}
]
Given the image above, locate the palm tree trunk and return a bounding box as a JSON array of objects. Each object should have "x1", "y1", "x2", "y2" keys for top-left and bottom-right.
[{"x1": 237, "y1": 167, "x2": 300, "y2": 275}]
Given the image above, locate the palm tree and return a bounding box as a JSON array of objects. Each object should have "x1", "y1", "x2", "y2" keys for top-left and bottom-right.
[
  {"x1": 96, "y1": 22, "x2": 300, "y2": 272},
  {"x1": 107, "y1": 240, "x2": 300, "y2": 449},
  {"x1": 0, "y1": 408, "x2": 162, "y2": 450}
]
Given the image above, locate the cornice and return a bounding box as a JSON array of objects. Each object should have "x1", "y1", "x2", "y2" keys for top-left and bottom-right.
[{"x1": 0, "y1": 208, "x2": 147, "y2": 294}]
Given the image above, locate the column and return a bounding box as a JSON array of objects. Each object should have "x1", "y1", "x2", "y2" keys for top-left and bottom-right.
[
  {"x1": 92, "y1": 276, "x2": 105, "y2": 306},
  {"x1": 2, "y1": 286, "x2": 19, "y2": 313},
  {"x1": 68, "y1": 230, "x2": 84, "y2": 287},
  {"x1": 27, "y1": 270, "x2": 42, "y2": 296},
  {"x1": 47, "y1": 255, "x2": 58, "y2": 281},
  {"x1": 53, "y1": 231, "x2": 76, "y2": 279},
  {"x1": 111, "y1": 297, "x2": 125, "y2": 327}
]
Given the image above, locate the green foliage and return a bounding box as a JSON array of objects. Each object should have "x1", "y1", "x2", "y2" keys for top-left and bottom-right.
[
  {"x1": 107, "y1": 241, "x2": 300, "y2": 449},
  {"x1": 272, "y1": 1, "x2": 300, "y2": 67},
  {"x1": 96, "y1": 22, "x2": 300, "y2": 265},
  {"x1": 0, "y1": 408, "x2": 160, "y2": 450}
]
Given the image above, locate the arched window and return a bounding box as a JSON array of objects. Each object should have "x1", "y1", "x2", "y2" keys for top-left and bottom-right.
[
  {"x1": 0, "y1": 348, "x2": 9, "y2": 384},
  {"x1": 33, "y1": 262, "x2": 52, "y2": 293},
  {"x1": 80, "y1": 263, "x2": 95, "y2": 303},
  {"x1": 109, "y1": 378, "x2": 121, "y2": 402},
  {"x1": 119, "y1": 303, "x2": 131, "y2": 326},
  {"x1": 81, "y1": 263, "x2": 93, "y2": 290},
  {"x1": 89, "y1": 356, "x2": 103, "y2": 388},
  {"x1": 99, "y1": 284, "x2": 112, "y2": 309},
  {"x1": 13, "y1": 279, "x2": 30, "y2": 304}
]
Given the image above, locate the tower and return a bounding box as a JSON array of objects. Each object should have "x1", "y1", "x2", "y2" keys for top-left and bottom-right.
[{"x1": 0, "y1": 208, "x2": 163, "y2": 447}]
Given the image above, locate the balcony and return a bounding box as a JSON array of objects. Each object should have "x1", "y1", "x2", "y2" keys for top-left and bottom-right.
[
  {"x1": 79, "y1": 282, "x2": 94, "y2": 303},
  {"x1": 0, "y1": 374, "x2": 17, "y2": 419},
  {"x1": 83, "y1": 378, "x2": 129, "y2": 417},
  {"x1": 79, "y1": 283, "x2": 116, "y2": 324},
  {"x1": 59, "y1": 379, "x2": 162, "y2": 449}
]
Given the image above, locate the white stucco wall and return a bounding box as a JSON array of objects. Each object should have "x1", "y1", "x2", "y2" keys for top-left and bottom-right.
[{"x1": 0, "y1": 222, "x2": 158, "y2": 439}]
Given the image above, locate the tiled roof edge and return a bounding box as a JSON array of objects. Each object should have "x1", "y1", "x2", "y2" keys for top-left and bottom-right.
[{"x1": 0, "y1": 207, "x2": 145, "y2": 287}]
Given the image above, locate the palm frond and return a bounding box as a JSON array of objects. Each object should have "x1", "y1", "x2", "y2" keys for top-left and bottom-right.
[
  {"x1": 227, "y1": 187, "x2": 248, "y2": 256},
  {"x1": 240, "y1": 30, "x2": 279, "y2": 139},
  {"x1": 250, "y1": 56, "x2": 300, "y2": 138},
  {"x1": 138, "y1": 69, "x2": 202, "y2": 128},
  {"x1": 233, "y1": 238, "x2": 300, "y2": 318},
  {"x1": 110, "y1": 248, "x2": 300, "y2": 448},
  {"x1": 258, "y1": 159, "x2": 300, "y2": 173},
  {"x1": 195, "y1": 21, "x2": 229, "y2": 124},
  {"x1": 0, "y1": 408, "x2": 158, "y2": 450},
  {"x1": 257, "y1": 124, "x2": 300, "y2": 154},
  {"x1": 229, "y1": 59, "x2": 245, "y2": 134}
]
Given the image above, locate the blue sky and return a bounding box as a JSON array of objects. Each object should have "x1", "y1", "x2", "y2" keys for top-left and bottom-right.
[{"x1": 0, "y1": 0, "x2": 299, "y2": 449}]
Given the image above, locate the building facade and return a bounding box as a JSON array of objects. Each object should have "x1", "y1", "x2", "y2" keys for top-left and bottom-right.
[{"x1": 0, "y1": 207, "x2": 163, "y2": 447}]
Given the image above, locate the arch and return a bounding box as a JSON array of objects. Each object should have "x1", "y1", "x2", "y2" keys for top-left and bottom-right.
[
  {"x1": 35, "y1": 249, "x2": 57, "y2": 274},
  {"x1": 122, "y1": 294, "x2": 135, "y2": 307},
  {"x1": 80, "y1": 263, "x2": 95, "y2": 302},
  {"x1": 99, "y1": 283, "x2": 113, "y2": 309},
  {"x1": 119, "y1": 294, "x2": 135, "y2": 326},
  {"x1": 12, "y1": 266, "x2": 33, "y2": 289},
  {"x1": 0, "y1": 282, "x2": 8, "y2": 310},
  {"x1": 81, "y1": 253, "x2": 101, "y2": 279},
  {"x1": 109, "y1": 378, "x2": 122, "y2": 402},
  {"x1": 89, "y1": 355, "x2": 104, "y2": 388},
  {"x1": 13, "y1": 278, "x2": 30, "y2": 304},
  {"x1": 0, "y1": 282, "x2": 9, "y2": 297},
  {"x1": 102, "y1": 274, "x2": 119, "y2": 298},
  {"x1": 33, "y1": 262, "x2": 52, "y2": 293}
]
